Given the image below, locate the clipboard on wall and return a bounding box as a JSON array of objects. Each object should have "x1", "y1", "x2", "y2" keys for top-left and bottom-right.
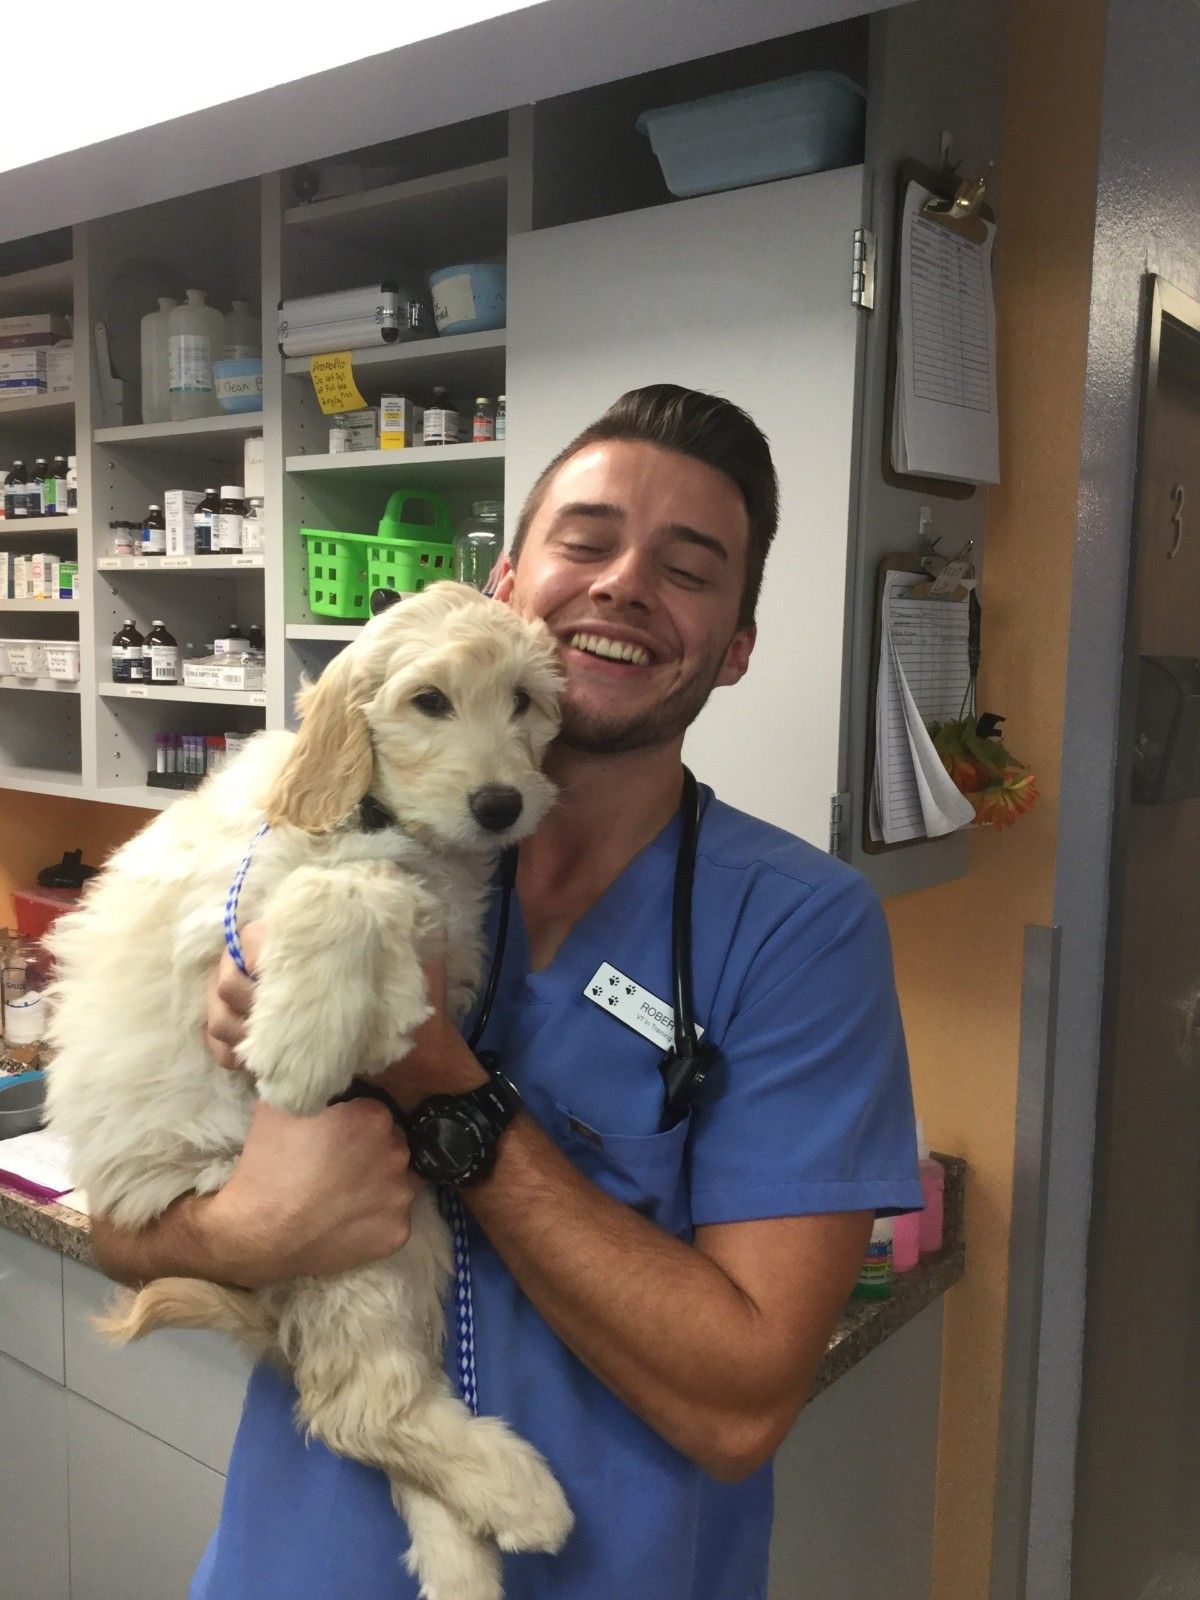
[
  {"x1": 863, "y1": 552, "x2": 978, "y2": 854},
  {"x1": 881, "y1": 158, "x2": 999, "y2": 498}
]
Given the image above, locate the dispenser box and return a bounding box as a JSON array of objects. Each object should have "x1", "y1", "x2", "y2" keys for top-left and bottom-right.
[
  {"x1": 243, "y1": 434, "x2": 265, "y2": 500},
  {"x1": 47, "y1": 341, "x2": 73, "y2": 393},
  {"x1": 165, "y1": 490, "x2": 205, "y2": 557},
  {"x1": 0, "y1": 313, "x2": 71, "y2": 350},
  {"x1": 380, "y1": 395, "x2": 423, "y2": 450},
  {"x1": 30, "y1": 554, "x2": 60, "y2": 600},
  {"x1": 0, "y1": 348, "x2": 48, "y2": 391},
  {"x1": 328, "y1": 408, "x2": 379, "y2": 452}
]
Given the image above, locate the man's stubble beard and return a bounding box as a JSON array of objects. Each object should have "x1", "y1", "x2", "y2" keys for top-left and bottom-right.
[{"x1": 555, "y1": 649, "x2": 729, "y2": 756}]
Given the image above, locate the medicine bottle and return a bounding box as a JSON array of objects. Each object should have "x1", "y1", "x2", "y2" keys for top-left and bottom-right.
[
  {"x1": 146, "y1": 620, "x2": 180, "y2": 685},
  {"x1": 852, "y1": 1217, "x2": 894, "y2": 1301},
  {"x1": 111, "y1": 619, "x2": 146, "y2": 684},
  {"x1": 142, "y1": 503, "x2": 166, "y2": 556},
  {"x1": 472, "y1": 397, "x2": 495, "y2": 443},
  {"x1": 216, "y1": 485, "x2": 246, "y2": 553},
  {"x1": 495, "y1": 394, "x2": 506, "y2": 441},
  {"x1": 193, "y1": 488, "x2": 219, "y2": 556},
  {"x1": 423, "y1": 386, "x2": 459, "y2": 446}
]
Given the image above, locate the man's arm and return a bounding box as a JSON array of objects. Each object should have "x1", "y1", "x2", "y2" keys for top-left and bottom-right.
[
  {"x1": 381, "y1": 1024, "x2": 871, "y2": 1483},
  {"x1": 89, "y1": 1097, "x2": 422, "y2": 1291}
]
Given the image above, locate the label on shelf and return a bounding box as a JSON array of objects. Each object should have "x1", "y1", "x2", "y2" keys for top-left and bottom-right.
[
  {"x1": 133, "y1": 557, "x2": 149, "y2": 569},
  {"x1": 309, "y1": 352, "x2": 367, "y2": 416},
  {"x1": 233, "y1": 554, "x2": 262, "y2": 567},
  {"x1": 251, "y1": 693, "x2": 267, "y2": 706},
  {"x1": 125, "y1": 686, "x2": 148, "y2": 698},
  {"x1": 162, "y1": 556, "x2": 193, "y2": 569},
  {"x1": 97, "y1": 558, "x2": 119, "y2": 570}
]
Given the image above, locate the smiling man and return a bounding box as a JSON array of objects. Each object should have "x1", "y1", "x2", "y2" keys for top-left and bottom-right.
[{"x1": 93, "y1": 385, "x2": 924, "y2": 1600}]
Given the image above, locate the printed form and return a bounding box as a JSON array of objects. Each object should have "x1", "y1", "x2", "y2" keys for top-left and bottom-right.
[
  {"x1": 891, "y1": 182, "x2": 1000, "y2": 484},
  {"x1": 871, "y1": 571, "x2": 977, "y2": 844}
]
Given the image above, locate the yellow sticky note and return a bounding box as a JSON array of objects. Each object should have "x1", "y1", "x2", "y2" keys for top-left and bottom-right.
[{"x1": 309, "y1": 351, "x2": 367, "y2": 416}]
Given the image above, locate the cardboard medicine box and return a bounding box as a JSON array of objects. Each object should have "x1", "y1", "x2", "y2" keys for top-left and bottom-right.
[
  {"x1": 0, "y1": 348, "x2": 48, "y2": 390},
  {"x1": 165, "y1": 490, "x2": 205, "y2": 557},
  {"x1": 0, "y1": 313, "x2": 71, "y2": 349},
  {"x1": 328, "y1": 408, "x2": 379, "y2": 453},
  {"x1": 30, "y1": 553, "x2": 60, "y2": 600},
  {"x1": 380, "y1": 395, "x2": 423, "y2": 450}
]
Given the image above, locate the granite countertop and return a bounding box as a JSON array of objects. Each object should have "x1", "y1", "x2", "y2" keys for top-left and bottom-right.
[{"x1": 0, "y1": 1155, "x2": 965, "y2": 1395}]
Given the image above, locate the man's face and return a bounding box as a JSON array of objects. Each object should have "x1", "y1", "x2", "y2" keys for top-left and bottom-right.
[{"x1": 495, "y1": 440, "x2": 755, "y2": 754}]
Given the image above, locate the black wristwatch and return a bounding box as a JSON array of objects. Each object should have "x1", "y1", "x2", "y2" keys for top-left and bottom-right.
[{"x1": 406, "y1": 1068, "x2": 523, "y2": 1187}]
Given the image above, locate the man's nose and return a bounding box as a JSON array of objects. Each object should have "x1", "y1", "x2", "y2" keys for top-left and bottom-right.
[{"x1": 589, "y1": 549, "x2": 652, "y2": 609}]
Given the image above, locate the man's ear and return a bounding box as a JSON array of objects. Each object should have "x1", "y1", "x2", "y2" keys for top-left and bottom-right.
[
  {"x1": 491, "y1": 554, "x2": 516, "y2": 605},
  {"x1": 716, "y1": 624, "x2": 756, "y2": 689}
]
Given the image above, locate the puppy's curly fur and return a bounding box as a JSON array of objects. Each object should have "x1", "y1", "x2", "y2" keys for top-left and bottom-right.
[{"x1": 45, "y1": 583, "x2": 572, "y2": 1600}]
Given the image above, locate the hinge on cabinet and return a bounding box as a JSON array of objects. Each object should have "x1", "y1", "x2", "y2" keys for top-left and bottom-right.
[
  {"x1": 851, "y1": 228, "x2": 876, "y2": 310},
  {"x1": 828, "y1": 791, "x2": 851, "y2": 859}
]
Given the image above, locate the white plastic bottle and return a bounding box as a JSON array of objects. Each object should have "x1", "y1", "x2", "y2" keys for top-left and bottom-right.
[
  {"x1": 224, "y1": 300, "x2": 260, "y2": 359},
  {"x1": 168, "y1": 290, "x2": 224, "y2": 420},
  {"x1": 140, "y1": 296, "x2": 177, "y2": 424}
]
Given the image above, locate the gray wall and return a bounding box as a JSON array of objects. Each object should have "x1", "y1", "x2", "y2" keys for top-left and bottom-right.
[{"x1": 1031, "y1": 2, "x2": 1200, "y2": 1594}]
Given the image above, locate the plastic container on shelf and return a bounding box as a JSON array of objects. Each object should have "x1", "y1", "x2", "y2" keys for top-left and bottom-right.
[
  {"x1": 369, "y1": 491, "x2": 454, "y2": 594},
  {"x1": 454, "y1": 500, "x2": 503, "y2": 591},
  {"x1": 167, "y1": 290, "x2": 225, "y2": 420},
  {"x1": 43, "y1": 642, "x2": 81, "y2": 681},
  {"x1": 140, "y1": 296, "x2": 178, "y2": 425},
  {"x1": 636, "y1": 71, "x2": 866, "y2": 199},
  {"x1": 224, "y1": 300, "x2": 261, "y2": 359},
  {"x1": 300, "y1": 530, "x2": 374, "y2": 619},
  {"x1": 427, "y1": 263, "x2": 507, "y2": 336},
  {"x1": 213, "y1": 358, "x2": 263, "y2": 414}
]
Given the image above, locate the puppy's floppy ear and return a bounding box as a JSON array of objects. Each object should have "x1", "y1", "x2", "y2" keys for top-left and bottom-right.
[{"x1": 265, "y1": 647, "x2": 374, "y2": 834}]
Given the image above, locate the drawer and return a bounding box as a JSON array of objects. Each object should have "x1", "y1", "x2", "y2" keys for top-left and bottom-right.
[
  {"x1": 0, "y1": 1226, "x2": 64, "y2": 1383},
  {"x1": 63, "y1": 1257, "x2": 254, "y2": 1473}
]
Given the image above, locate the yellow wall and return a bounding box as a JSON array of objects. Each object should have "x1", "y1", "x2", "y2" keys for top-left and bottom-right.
[{"x1": 888, "y1": 1, "x2": 1107, "y2": 1594}]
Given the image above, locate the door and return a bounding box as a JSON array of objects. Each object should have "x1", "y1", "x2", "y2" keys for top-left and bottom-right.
[
  {"x1": 505, "y1": 166, "x2": 866, "y2": 847},
  {"x1": 1071, "y1": 279, "x2": 1200, "y2": 1600}
]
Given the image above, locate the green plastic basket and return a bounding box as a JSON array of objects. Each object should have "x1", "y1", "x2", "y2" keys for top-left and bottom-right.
[
  {"x1": 301, "y1": 494, "x2": 456, "y2": 619},
  {"x1": 301, "y1": 529, "x2": 375, "y2": 619},
  {"x1": 369, "y1": 491, "x2": 454, "y2": 596}
]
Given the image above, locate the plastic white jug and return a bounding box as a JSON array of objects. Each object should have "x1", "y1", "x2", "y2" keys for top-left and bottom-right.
[
  {"x1": 224, "y1": 299, "x2": 260, "y2": 359},
  {"x1": 140, "y1": 296, "x2": 177, "y2": 424},
  {"x1": 168, "y1": 290, "x2": 225, "y2": 420}
]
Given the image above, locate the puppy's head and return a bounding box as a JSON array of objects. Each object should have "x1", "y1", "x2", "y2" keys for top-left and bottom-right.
[{"x1": 266, "y1": 583, "x2": 562, "y2": 850}]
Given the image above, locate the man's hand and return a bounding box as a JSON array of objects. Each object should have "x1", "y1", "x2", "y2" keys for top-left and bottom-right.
[
  {"x1": 204, "y1": 921, "x2": 263, "y2": 1072},
  {"x1": 208, "y1": 1096, "x2": 422, "y2": 1287}
]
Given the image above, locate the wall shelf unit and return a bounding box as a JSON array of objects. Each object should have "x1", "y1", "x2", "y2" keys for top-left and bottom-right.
[
  {"x1": 0, "y1": 599, "x2": 79, "y2": 612},
  {"x1": 97, "y1": 555, "x2": 264, "y2": 572},
  {"x1": 98, "y1": 684, "x2": 267, "y2": 707},
  {"x1": 94, "y1": 414, "x2": 265, "y2": 450},
  {"x1": 283, "y1": 331, "x2": 506, "y2": 402},
  {"x1": 0, "y1": 676, "x2": 80, "y2": 693},
  {"x1": 285, "y1": 443, "x2": 505, "y2": 486}
]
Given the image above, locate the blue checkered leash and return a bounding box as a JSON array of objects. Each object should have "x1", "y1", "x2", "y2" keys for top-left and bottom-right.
[
  {"x1": 224, "y1": 823, "x2": 270, "y2": 978},
  {"x1": 222, "y1": 818, "x2": 487, "y2": 1417}
]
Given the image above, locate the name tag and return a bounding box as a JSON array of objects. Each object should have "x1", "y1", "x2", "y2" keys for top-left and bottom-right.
[{"x1": 583, "y1": 962, "x2": 706, "y2": 1051}]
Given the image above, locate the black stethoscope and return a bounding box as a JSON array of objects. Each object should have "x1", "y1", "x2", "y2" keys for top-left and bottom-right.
[{"x1": 466, "y1": 764, "x2": 715, "y2": 1130}]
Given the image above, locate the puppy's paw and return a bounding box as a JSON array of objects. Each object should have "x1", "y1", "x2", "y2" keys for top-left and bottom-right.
[{"x1": 466, "y1": 1427, "x2": 574, "y2": 1553}]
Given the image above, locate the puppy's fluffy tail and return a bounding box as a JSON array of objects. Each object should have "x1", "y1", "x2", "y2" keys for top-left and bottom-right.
[{"x1": 93, "y1": 1277, "x2": 280, "y2": 1361}]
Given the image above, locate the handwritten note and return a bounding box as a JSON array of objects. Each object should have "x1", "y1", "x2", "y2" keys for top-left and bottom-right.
[{"x1": 309, "y1": 352, "x2": 367, "y2": 416}]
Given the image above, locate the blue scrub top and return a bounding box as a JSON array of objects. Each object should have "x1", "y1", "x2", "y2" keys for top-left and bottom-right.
[{"x1": 192, "y1": 785, "x2": 923, "y2": 1600}]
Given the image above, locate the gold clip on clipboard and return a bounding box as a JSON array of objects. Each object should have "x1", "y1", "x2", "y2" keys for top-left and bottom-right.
[
  {"x1": 864, "y1": 554, "x2": 978, "y2": 853},
  {"x1": 919, "y1": 166, "x2": 992, "y2": 244}
]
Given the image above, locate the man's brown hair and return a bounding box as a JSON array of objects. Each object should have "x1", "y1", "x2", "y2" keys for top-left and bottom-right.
[{"x1": 509, "y1": 384, "x2": 779, "y2": 628}]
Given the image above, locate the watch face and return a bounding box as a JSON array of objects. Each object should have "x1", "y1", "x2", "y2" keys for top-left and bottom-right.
[{"x1": 417, "y1": 1112, "x2": 486, "y2": 1181}]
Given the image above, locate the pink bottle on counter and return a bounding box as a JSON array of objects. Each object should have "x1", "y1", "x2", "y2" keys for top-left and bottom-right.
[
  {"x1": 892, "y1": 1206, "x2": 922, "y2": 1272},
  {"x1": 916, "y1": 1119, "x2": 945, "y2": 1257}
]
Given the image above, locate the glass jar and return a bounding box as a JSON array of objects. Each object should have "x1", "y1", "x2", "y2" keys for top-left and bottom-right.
[
  {"x1": 454, "y1": 499, "x2": 504, "y2": 591},
  {"x1": 2, "y1": 939, "x2": 50, "y2": 1066}
]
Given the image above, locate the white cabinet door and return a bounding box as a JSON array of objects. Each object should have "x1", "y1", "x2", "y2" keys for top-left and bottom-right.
[
  {"x1": 0, "y1": 1352, "x2": 69, "y2": 1600},
  {"x1": 506, "y1": 166, "x2": 865, "y2": 846},
  {"x1": 67, "y1": 1393, "x2": 225, "y2": 1600}
]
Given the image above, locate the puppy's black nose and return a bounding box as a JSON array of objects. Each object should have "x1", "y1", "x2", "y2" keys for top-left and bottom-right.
[{"x1": 469, "y1": 785, "x2": 524, "y2": 833}]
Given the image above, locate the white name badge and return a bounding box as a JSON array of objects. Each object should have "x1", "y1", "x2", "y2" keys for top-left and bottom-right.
[{"x1": 583, "y1": 962, "x2": 705, "y2": 1052}]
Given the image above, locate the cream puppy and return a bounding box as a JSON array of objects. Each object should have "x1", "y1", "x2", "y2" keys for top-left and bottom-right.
[{"x1": 45, "y1": 583, "x2": 571, "y2": 1600}]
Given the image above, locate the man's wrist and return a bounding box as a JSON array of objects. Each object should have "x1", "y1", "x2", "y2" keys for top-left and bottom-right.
[{"x1": 195, "y1": 1189, "x2": 275, "y2": 1290}]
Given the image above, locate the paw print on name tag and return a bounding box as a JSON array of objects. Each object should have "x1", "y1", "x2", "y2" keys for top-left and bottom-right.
[
  {"x1": 608, "y1": 975, "x2": 620, "y2": 986},
  {"x1": 591, "y1": 985, "x2": 603, "y2": 996},
  {"x1": 625, "y1": 984, "x2": 636, "y2": 995},
  {"x1": 608, "y1": 996, "x2": 618, "y2": 1007}
]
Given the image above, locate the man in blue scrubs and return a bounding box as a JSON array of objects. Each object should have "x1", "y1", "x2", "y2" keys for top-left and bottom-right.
[{"x1": 91, "y1": 385, "x2": 924, "y2": 1599}]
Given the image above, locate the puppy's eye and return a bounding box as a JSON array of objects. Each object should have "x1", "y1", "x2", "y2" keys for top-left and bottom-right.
[
  {"x1": 413, "y1": 688, "x2": 452, "y2": 717},
  {"x1": 512, "y1": 689, "x2": 531, "y2": 717}
]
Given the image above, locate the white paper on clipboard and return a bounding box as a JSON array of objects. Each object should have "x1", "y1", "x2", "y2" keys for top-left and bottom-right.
[
  {"x1": 870, "y1": 571, "x2": 978, "y2": 845},
  {"x1": 891, "y1": 182, "x2": 1000, "y2": 485}
]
